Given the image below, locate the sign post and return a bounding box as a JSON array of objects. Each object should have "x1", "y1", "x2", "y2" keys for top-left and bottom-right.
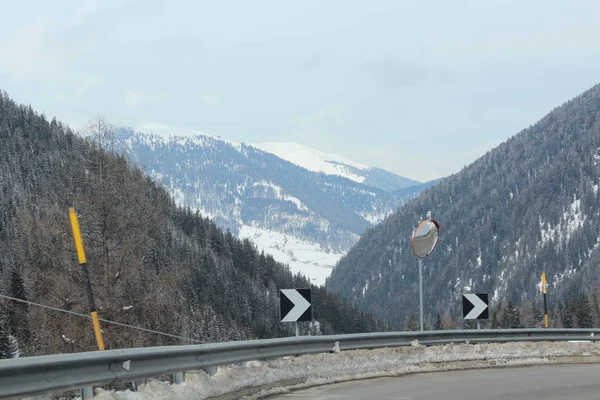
[
  {"x1": 280, "y1": 289, "x2": 312, "y2": 336},
  {"x1": 411, "y1": 220, "x2": 440, "y2": 331},
  {"x1": 418, "y1": 258, "x2": 423, "y2": 331},
  {"x1": 542, "y1": 272, "x2": 549, "y2": 328},
  {"x1": 69, "y1": 207, "x2": 105, "y2": 351}
]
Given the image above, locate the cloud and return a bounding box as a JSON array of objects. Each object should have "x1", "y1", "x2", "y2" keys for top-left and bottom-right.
[
  {"x1": 125, "y1": 90, "x2": 146, "y2": 109},
  {"x1": 301, "y1": 54, "x2": 324, "y2": 70},
  {"x1": 77, "y1": 73, "x2": 101, "y2": 94},
  {"x1": 364, "y1": 56, "x2": 429, "y2": 88},
  {"x1": 68, "y1": 0, "x2": 137, "y2": 28},
  {"x1": 198, "y1": 95, "x2": 220, "y2": 107},
  {"x1": 357, "y1": 138, "x2": 504, "y2": 182},
  {"x1": 67, "y1": 0, "x2": 99, "y2": 28},
  {"x1": 293, "y1": 103, "x2": 346, "y2": 133},
  {"x1": 0, "y1": 17, "x2": 57, "y2": 78}
]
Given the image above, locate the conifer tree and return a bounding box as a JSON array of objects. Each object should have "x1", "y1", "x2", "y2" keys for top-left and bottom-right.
[
  {"x1": 0, "y1": 300, "x2": 13, "y2": 359},
  {"x1": 434, "y1": 312, "x2": 443, "y2": 330},
  {"x1": 501, "y1": 301, "x2": 522, "y2": 328},
  {"x1": 405, "y1": 313, "x2": 419, "y2": 331},
  {"x1": 575, "y1": 293, "x2": 593, "y2": 328}
]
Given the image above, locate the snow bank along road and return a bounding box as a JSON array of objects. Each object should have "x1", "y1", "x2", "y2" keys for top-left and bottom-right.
[
  {"x1": 85, "y1": 341, "x2": 600, "y2": 400},
  {"x1": 274, "y1": 364, "x2": 600, "y2": 400}
]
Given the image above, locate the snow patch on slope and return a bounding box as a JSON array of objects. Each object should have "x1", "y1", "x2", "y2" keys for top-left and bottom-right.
[
  {"x1": 239, "y1": 226, "x2": 343, "y2": 286},
  {"x1": 254, "y1": 142, "x2": 369, "y2": 183},
  {"x1": 252, "y1": 181, "x2": 309, "y2": 212},
  {"x1": 539, "y1": 196, "x2": 586, "y2": 247},
  {"x1": 359, "y1": 206, "x2": 388, "y2": 224}
]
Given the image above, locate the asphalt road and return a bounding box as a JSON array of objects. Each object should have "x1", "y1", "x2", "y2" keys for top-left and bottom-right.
[{"x1": 274, "y1": 364, "x2": 600, "y2": 399}]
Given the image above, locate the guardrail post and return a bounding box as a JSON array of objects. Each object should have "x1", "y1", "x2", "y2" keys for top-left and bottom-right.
[
  {"x1": 81, "y1": 386, "x2": 94, "y2": 399},
  {"x1": 133, "y1": 379, "x2": 146, "y2": 391},
  {"x1": 332, "y1": 341, "x2": 340, "y2": 353},
  {"x1": 173, "y1": 372, "x2": 184, "y2": 384},
  {"x1": 204, "y1": 366, "x2": 218, "y2": 376}
]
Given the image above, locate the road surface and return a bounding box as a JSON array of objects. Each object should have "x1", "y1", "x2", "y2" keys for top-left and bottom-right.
[{"x1": 274, "y1": 364, "x2": 600, "y2": 399}]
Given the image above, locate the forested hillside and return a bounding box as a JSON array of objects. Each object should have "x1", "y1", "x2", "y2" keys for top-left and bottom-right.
[
  {"x1": 0, "y1": 91, "x2": 386, "y2": 358},
  {"x1": 327, "y1": 83, "x2": 600, "y2": 329}
]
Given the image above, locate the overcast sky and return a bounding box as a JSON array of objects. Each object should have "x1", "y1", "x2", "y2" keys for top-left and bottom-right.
[{"x1": 2, "y1": 0, "x2": 600, "y2": 181}]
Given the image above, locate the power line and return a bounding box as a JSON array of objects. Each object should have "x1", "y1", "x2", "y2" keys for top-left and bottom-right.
[{"x1": 0, "y1": 294, "x2": 202, "y2": 344}]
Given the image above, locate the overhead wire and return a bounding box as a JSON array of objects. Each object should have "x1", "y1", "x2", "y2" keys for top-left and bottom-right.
[{"x1": 0, "y1": 294, "x2": 202, "y2": 344}]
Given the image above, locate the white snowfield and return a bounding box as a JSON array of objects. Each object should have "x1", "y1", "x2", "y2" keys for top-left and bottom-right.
[
  {"x1": 238, "y1": 225, "x2": 344, "y2": 286},
  {"x1": 253, "y1": 142, "x2": 370, "y2": 183},
  {"x1": 80, "y1": 341, "x2": 600, "y2": 400}
]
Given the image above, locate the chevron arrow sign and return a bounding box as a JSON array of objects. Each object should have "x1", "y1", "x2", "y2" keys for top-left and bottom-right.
[
  {"x1": 462, "y1": 293, "x2": 489, "y2": 320},
  {"x1": 280, "y1": 289, "x2": 312, "y2": 322}
]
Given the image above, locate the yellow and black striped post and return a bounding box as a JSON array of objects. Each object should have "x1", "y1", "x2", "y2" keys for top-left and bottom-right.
[
  {"x1": 69, "y1": 207, "x2": 105, "y2": 351},
  {"x1": 542, "y1": 272, "x2": 549, "y2": 328}
]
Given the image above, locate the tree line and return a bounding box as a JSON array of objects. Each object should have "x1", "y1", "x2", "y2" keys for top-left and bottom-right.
[{"x1": 402, "y1": 290, "x2": 599, "y2": 330}]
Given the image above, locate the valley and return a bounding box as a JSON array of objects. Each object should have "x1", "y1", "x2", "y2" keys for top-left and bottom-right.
[{"x1": 118, "y1": 127, "x2": 430, "y2": 285}]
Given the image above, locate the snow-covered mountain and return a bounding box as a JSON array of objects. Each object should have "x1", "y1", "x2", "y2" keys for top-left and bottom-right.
[
  {"x1": 254, "y1": 142, "x2": 420, "y2": 192},
  {"x1": 117, "y1": 126, "x2": 434, "y2": 285}
]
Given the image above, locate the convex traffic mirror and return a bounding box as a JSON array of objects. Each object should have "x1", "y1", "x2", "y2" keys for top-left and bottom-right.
[{"x1": 411, "y1": 219, "x2": 440, "y2": 258}]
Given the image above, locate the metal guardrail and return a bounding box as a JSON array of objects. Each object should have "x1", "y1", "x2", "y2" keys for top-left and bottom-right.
[{"x1": 0, "y1": 328, "x2": 598, "y2": 399}]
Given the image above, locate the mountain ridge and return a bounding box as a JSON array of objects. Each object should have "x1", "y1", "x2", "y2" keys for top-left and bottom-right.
[
  {"x1": 118, "y1": 128, "x2": 432, "y2": 285},
  {"x1": 253, "y1": 141, "x2": 421, "y2": 191},
  {"x1": 326, "y1": 83, "x2": 600, "y2": 328}
]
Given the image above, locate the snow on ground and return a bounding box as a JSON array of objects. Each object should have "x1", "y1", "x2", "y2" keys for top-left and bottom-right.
[
  {"x1": 539, "y1": 195, "x2": 586, "y2": 247},
  {"x1": 239, "y1": 226, "x2": 343, "y2": 286},
  {"x1": 86, "y1": 341, "x2": 600, "y2": 400},
  {"x1": 253, "y1": 142, "x2": 369, "y2": 183},
  {"x1": 251, "y1": 181, "x2": 309, "y2": 212},
  {"x1": 360, "y1": 210, "x2": 388, "y2": 225}
]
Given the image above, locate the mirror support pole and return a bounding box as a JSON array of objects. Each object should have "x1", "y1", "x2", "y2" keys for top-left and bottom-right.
[{"x1": 419, "y1": 258, "x2": 423, "y2": 331}]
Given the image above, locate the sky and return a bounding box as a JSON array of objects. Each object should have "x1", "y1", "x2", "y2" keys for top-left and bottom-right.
[{"x1": 2, "y1": 1, "x2": 600, "y2": 181}]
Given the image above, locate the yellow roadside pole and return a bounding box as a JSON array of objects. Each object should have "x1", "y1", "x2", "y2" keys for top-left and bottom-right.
[
  {"x1": 69, "y1": 207, "x2": 105, "y2": 350},
  {"x1": 542, "y1": 272, "x2": 549, "y2": 328}
]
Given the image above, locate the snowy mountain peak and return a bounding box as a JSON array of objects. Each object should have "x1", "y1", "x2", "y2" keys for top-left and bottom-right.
[
  {"x1": 253, "y1": 142, "x2": 370, "y2": 183},
  {"x1": 136, "y1": 122, "x2": 242, "y2": 150}
]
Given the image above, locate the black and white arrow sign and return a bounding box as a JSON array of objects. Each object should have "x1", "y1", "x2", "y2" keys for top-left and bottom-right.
[
  {"x1": 280, "y1": 289, "x2": 312, "y2": 322},
  {"x1": 462, "y1": 293, "x2": 489, "y2": 320}
]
